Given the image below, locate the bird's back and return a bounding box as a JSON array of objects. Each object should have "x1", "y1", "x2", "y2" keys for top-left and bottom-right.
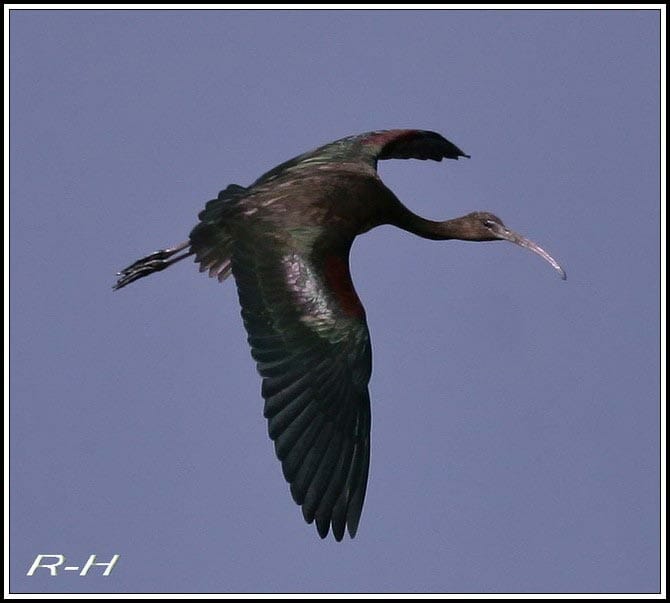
[{"x1": 190, "y1": 154, "x2": 397, "y2": 272}]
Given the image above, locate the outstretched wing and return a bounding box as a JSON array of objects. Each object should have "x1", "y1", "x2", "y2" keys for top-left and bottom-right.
[
  {"x1": 252, "y1": 129, "x2": 469, "y2": 186},
  {"x1": 226, "y1": 230, "x2": 372, "y2": 541}
]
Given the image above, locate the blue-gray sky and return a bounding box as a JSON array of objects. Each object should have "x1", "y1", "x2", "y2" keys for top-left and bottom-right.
[{"x1": 9, "y1": 8, "x2": 660, "y2": 594}]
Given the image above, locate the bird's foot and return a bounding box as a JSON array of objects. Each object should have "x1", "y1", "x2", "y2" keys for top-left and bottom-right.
[{"x1": 113, "y1": 242, "x2": 191, "y2": 290}]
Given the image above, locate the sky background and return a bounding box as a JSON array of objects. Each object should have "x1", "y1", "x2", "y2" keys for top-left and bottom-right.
[{"x1": 9, "y1": 8, "x2": 661, "y2": 595}]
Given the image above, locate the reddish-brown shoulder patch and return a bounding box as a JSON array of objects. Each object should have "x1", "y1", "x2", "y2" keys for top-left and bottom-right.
[
  {"x1": 324, "y1": 255, "x2": 365, "y2": 318},
  {"x1": 361, "y1": 129, "x2": 416, "y2": 148}
]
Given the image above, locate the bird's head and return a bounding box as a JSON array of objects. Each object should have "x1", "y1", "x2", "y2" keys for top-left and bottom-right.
[
  {"x1": 453, "y1": 211, "x2": 509, "y2": 241},
  {"x1": 455, "y1": 211, "x2": 566, "y2": 279}
]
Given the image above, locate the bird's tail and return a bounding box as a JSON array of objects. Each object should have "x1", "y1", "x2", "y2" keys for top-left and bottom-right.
[{"x1": 113, "y1": 240, "x2": 193, "y2": 290}]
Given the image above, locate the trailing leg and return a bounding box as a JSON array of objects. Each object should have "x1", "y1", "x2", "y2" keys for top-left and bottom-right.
[{"x1": 113, "y1": 241, "x2": 192, "y2": 290}]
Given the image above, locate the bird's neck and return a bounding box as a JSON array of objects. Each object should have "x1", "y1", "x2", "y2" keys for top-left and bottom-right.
[{"x1": 390, "y1": 206, "x2": 466, "y2": 241}]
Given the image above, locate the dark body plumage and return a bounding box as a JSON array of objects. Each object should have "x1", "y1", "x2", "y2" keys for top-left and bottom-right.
[{"x1": 115, "y1": 129, "x2": 564, "y2": 541}]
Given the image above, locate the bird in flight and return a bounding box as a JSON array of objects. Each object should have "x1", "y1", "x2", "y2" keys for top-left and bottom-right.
[{"x1": 114, "y1": 129, "x2": 565, "y2": 541}]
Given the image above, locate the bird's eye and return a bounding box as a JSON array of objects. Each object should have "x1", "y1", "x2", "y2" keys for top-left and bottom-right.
[{"x1": 483, "y1": 220, "x2": 497, "y2": 228}]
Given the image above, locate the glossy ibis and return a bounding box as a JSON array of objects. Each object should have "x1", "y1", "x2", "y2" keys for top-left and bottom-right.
[{"x1": 114, "y1": 129, "x2": 565, "y2": 541}]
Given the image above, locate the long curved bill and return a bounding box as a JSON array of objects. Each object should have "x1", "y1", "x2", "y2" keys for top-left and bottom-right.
[{"x1": 502, "y1": 228, "x2": 567, "y2": 280}]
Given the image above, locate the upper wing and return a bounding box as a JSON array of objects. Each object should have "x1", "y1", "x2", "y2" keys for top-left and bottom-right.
[
  {"x1": 227, "y1": 230, "x2": 372, "y2": 541},
  {"x1": 252, "y1": 129, "x2": 469, "y2": 186}
]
